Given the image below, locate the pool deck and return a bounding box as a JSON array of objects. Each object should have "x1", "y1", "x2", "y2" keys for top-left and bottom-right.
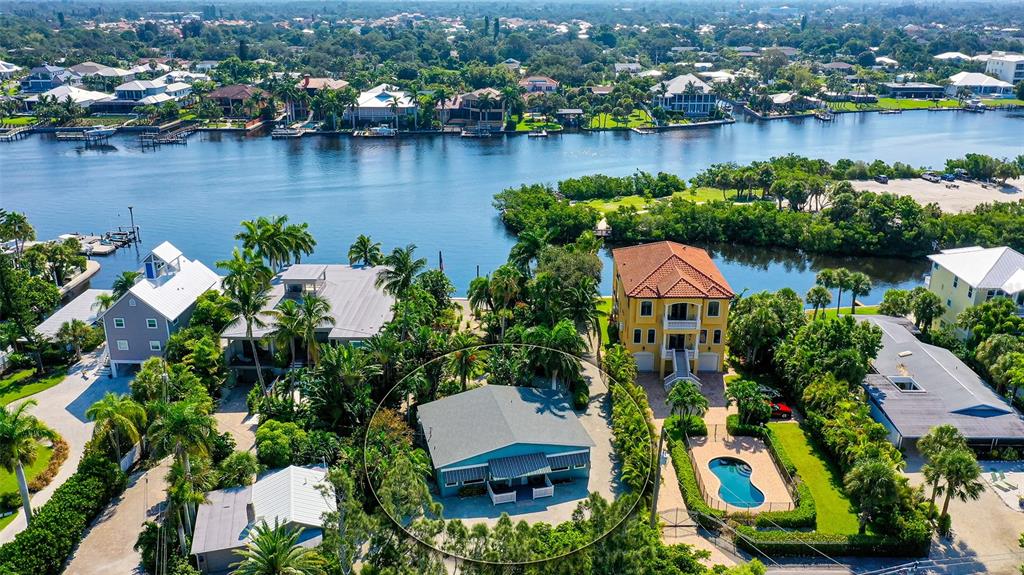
[{"x1": 687, "y1": 434, "x2": 794, "y2": 514}]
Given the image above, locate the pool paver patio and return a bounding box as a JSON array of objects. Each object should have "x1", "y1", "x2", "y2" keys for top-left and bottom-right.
[{"x1": 687, "y1": 434, "x2": 794, "y2": 514}]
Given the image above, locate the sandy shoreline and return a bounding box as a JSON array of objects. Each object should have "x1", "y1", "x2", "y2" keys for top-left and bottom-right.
[{"x1": 850, "y1": 177, "x2": 1023, "y2": 213}]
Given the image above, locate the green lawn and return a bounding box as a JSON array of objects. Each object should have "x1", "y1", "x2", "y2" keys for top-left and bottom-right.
[
  {"x1": 984, "y1": 98, "x2": 1024, "y2": 107},
  {"x1": 582, "y1": 195, "x2": 652, "y2": 214},
  {"x1": 811, "y1": 305, "x2": 879, "y2": 321},
  {"x1": 583, "y1": 187, "x2": 741, "y2": 215},
  {"x1": 588, "y1": 109, "x2": 653, "y2": 130},
  {"x1": 769, "y1": 423, "x2": 861, "y2": 534},
  {"x1": 513, "y1": 114, "x2": 561, "y2": 132},
  {"x1": 0, "y1": 444, "x2": 54, "y2": 527},
  {"x1": 0, "y1": 369, "x2": 67, "y2": 406},
  {"x1": 598, "y1": 297, "x2": 612, "y2": 346},
  {"x1": 2, "y1": 116, "x2": 37, "y2": 126},
  {"x1": 828, "y1": 98, "x2": 961, "y2": 112}
]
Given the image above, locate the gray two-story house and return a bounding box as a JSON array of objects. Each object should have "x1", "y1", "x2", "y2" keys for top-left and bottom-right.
[{"x1": 102, "y1": 242, "x2": 220, "y2": 376}]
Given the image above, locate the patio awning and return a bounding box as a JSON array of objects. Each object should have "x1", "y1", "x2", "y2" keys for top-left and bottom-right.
[
  {"x1": 441, "y1": 465, "x2": 488, "y2": 485},
  {"x1": 547, "y1": 451, "x2": 590, "y2": 470},
  {"x1": 488, "y1": 453, "x2": 551, "y2": 481}
]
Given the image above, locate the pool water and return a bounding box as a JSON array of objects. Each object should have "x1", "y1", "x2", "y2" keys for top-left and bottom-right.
[{"x1": 708, "y1": 457, "x2": 765, "y2": 508}]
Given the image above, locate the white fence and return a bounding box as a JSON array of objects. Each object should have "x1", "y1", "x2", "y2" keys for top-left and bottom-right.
[
  {"x1": 487, "y1": 481, "x2": 516, "y2": 505},
  {"x1": 532, "y1": 475, "x2": 554, "y2": 499},
  {"x1": 119, "y1": 443, "x2": 141, "y2": 472}
]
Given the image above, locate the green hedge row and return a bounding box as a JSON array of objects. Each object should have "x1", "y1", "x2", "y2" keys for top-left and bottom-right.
[
  {"x1": 725, "y1": 413, "x2": 767, "y2": 438},
  {"x1": 666, "y1": 434, "x2": 725, "y2": 529},
  {"x1": 734, "y1": 525, "x2": 931, "y2": 558},
  {"x1": 0, "y1": 452, "x2": 127, "y2": 575}
]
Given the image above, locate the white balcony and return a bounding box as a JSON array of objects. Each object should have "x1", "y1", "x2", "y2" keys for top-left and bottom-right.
[{"x1": 664, "y1": 314, "x2": 700, "y2": 331}]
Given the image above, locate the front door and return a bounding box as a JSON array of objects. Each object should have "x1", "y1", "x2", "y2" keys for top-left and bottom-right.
[
  {"x1": 668, "y1": 303, "x2": 688, "y2": 320},
  {"x1": 667, "y1": 334, "x2": 690, "y2": 350}
]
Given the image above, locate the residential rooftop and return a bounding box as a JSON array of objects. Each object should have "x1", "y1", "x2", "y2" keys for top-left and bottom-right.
[
  {"x1": 928, "y1": 246, "x2": 1024, "y2": 292},
  {"x1": 612, "y1": 241, "x2": 733, "y2": 299}
]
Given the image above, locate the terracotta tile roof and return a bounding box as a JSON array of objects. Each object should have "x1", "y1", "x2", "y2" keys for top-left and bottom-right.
[{"x1": 613, "y1": 241, "x2": 733, "y2": 299}]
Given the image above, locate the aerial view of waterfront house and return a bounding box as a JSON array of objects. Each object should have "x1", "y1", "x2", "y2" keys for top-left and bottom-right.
[
  {"x1": 24, "y1": 85, "x2": 116, "y2": 110},
  {"x1": 417, "y1": 385, "x2": 594, "y2": 504},
  {"x1": 860, "y1": 315, "x2": 1024, "y2": 450},
  {"x1": 649, "y1": 73, "x2": 718, "y2": 117},
  {"x1": 114, "y1": 79, "x2": 192, "y2": 106},
  {"x1": 19, "y1": 64, "x2": 80, "y2": 93},
  {"x1": 611, "y1": 241, "x2": 733, "y2": 383},
  {"x1": 344, "y1": 83, "x2": 416, "y2": 125},
  {"x1": 191, "y1": 465, "x2": 333, "y2": 574},
  {"x1": 206, "y1": 84, "x2": 269, "y2": 116},
  {"x1": 437, "y1": 87, "x2": 504, "y2": 130},
  {"x1": 925, "y1": 246, "x2": 1024, "y2": 332},
  {"x1": 220, "y1": 263, "x2": 394, "y2": 369},
  {"x1": 879, "y1": 81, "x2": 945, "y2": 99},
  {"x1": 518, "y1": 75, "x2": 559, "y2": 93},
  {"x1": 945, "y1": 71, "x2": 1015, "y2": 97},
  {"x1": 100, "y1": 242, "x2": 220, "y2": 376}
]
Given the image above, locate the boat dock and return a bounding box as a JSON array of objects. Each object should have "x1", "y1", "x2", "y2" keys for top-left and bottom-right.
[
  {"x1": 59, "y1": 226, "x2": 140, "y2": 256},
  {"x1": 140, "y1": 123, "x2": 198, "y2": 147},
  {"x1": 0, "y1": 124, "x2": 33, "y2": 142},
  {"x1": 55, "y1": 130, "x2": 113, "y2": 143}
]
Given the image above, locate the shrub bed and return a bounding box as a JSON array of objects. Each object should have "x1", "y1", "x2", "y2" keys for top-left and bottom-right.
[
  {"x1": 734, "y1": 525, "x2": 930, "y2": 557},
  {"x1": 726, "y1": 413, "x2": 767, "y2": 438},
  {"x1": 0, "y1": 452, "x2": 126, "y2": 575},
  {"x1": 666, "y1": 434, "x2": 724, "y2": 528},
  {"x1": 28, "y1": 437, "x2": 68, "y2": 493}
]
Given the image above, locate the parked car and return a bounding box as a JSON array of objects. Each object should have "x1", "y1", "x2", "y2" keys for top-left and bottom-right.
[
  {"x1": 874, "y1": 174, "x2": 889, "y2": 184},
  {"x1": 941, "y1": 173, "x2": 956, "y2": 182},
  {"x1": 770, "y1": 402, "x2": 793, "y2": 420},
  {"x1": 758, "y1": 385, "x2": 781, "y2": 398},
  {"x1": 954, "y1": 168, "x2": 971, "y2": 180},
  {"x1": 922, "y1": 172, "x2": 941, "y2": 183}
]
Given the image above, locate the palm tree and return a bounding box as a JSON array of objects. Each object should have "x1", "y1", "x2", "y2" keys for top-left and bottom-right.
[
  {"x1": 666, "y1": 380, "x2": 708, "y2": 418},
  {"x1": 508, "y1": 227, "x2": 553, "y2": 274},
  {"x1": 236, "y1": 216, "x2": 315, "y2": 271},
  {"x1": 476, "y1": 92, "x2": 496, "y2": 127},
  {"x1": 564, "y1": 277, "x2": 605, "y2": 363},
  {"x1": 524, "y1": 319, "x2": 587, "y2": 389},
  {"x1": 467, "y1": 275, "x2": 493, "y2": 315},
  {"x1": 270, "y1": 299, "x2": 303, "y2": 366},
  {"x1": 232, "y1": 518, "x2": 326, "y2": 575},
  {"x1": 56, "y1": 318, "x2": 92, "y2": 360},
  {"x1": 816, "y1": 267, "x2": 851, "y2": 314},
  {"x1": 375, "y1": 244, "x2": 426, "y2": 297},
  {"x1": 918, "y1": 424, "x2": 967, "y2": 508},
  {"x1": 447, "y1": 331, "x2": 484, "y2": 391},
  {"x1": 843, "y1": 459, "x2": 899, "y2": 535},
  {"x1": 218, "y1": 247, "x2": 273, "y2": 294},
  {"x1": 148, "y1": 400, "x2": 216, "y2": 530},
  {"x1": 85, "y1": 392, "x2": 146, "y2": 463},
  {"x1": 92, "y1": 292, "x2": 118, "y2": 314},
  {"x1": 847, "y1": 272, "x2": 872, "y2": 314},
  {"x1": 224, "y1": 275, "x2": 274, "y2": 392},
  {"x1": 296, "y1": 294, "x2": 335, "y2": 366},
  {"x1": 388, "y1": 94, "x2": 400, "y2": 130},
  {"x1": 112, "y1": 270, "x2": 142, "y2": 298},
  {"x1": 805, "y1": 285, "x2": 832, "y2": 319},
  {"x1": 0, "y1": 211, "x2": 35, "y2": 257},
  {"x1": 339, "y1": 87, "x2": 359, "y2": 130},
  {"x1": 0, "y1": 401, "x2": 54, "y2": 523},
  {"x1": 938, "y1": 448, "x2": 984, "y2": 518},
  {"x1": 348, "y1": 234, "x2": 384, "y2": 266}
]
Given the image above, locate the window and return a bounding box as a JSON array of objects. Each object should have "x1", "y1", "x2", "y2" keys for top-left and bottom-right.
[
  {"x1": 952, "y1": 277, "x2": 959, "y2": 288},
  {"x1": 967, "y1": 287, "x2": 973, "y2": 298},
  {"x1": 128, "y1": 298, "x2": 137, "y2": 307},
  {"x1": 707, "y1": 301, "x2": 720, "y2": 317},
  {"x1": 633, "y1": 329, "x2": 642, "y2": 344},
  {"x1": 551, "y1": 464, "x2": 570, "y2": 472},
  {"x1": 116, "y1": 340, "x2": 129, "y2": 351},
  {"x1": 647, "y1": 329, "x2": 656, "y2": 344},
  {"x1": 146, "y1": 318, "x2": 158, "y2": 329},
  {"x1": 713, "y1": 329, "x2": 722, "y2": 344},
  {"x1": 149, "y1": 340, "x2": 162, "y2": 351},
  {"x1": 987, "y1": 289, "x2": 997, "y2": 300},
  {"x1": 640, "y1": 301, "x2": 653, "y2": 316},
  {"x1": 113, "y1": 318, "x2": 125, "y2": 329},
  {"x1": 699, "y1": 329, "x2": 707, "y2": 344},
  {"x1": 946, "y1": 299, "x2": 952, "y2": 307},
  {"x1": 574, "y1": 463, "x2": 587, "y2": 469},
  {"x1": 462, "y1": 478, "x2": 484, "y2": 485},
  {"x1": 932, "y1": 262, "x2": 939, "y2": 270},
  {"x1": 444, "y1": 478, "x2": 458, "y2": 487}
]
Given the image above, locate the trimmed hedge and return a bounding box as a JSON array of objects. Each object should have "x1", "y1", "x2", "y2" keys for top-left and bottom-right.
[
  {"x1": 734, "y1": 525, "x2": 931, "y2": 558},
  {"x1": 0, "y1": 452, "x2": 127, "y2": 575},
  {"x1": 28, "y1": 437, "x2": 69, "y2": 493},
  {"x1": 668, "y1": 414, "x2": 707, "y2": 437},
  {"x1": 666, "y1": 434, "x2": 725, "y2": 528},
  {"x1": 726, "y1": 413, "x2": 767, "y2": 438}
]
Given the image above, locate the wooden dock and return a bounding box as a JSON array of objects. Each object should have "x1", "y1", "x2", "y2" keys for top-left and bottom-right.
[
  {"x1": 55, "y1": 131, "x2": 113, "y2": 144},
  {"x1": 0, "y1": 125, "x2": 32, "y2": 142},
  {"x1": 140, "y1": 123, "x2": 198, "y2": 147}
]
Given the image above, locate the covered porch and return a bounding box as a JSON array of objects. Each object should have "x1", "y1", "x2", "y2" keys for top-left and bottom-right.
[{"x1": 485, "y1": 452, "x2": 557, "y2": 505}]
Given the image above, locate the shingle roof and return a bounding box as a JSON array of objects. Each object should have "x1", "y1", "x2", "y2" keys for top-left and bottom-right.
[
  {"x1": 928, "y1": 246, "x2": 1024, "y2": 290},
  {"x1": 208, "y1": 84, "x2": 267, "y2": 100},
  {"x1": 417, "y1": 386, "x2": 594, "y2": 469},
  {"x1": 612, "y1": 241, "x2": 733, "y2": 299},
  {"x1": 862, "y1": 315, "x2": 1024, "y2": 441}
]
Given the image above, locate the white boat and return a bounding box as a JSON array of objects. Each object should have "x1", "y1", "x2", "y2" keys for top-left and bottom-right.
[
  {"x1": 527, "y1": 129, "x2": 548, "y2": 138},
  {"x1": 354, "y1": 125, "x2": 398, "y2": 137},
  {"x1": 84, "y1": 125, "x2": 116, "y2": 138},
  {"x1": 460, "y1": 127, "x2": 492, "y2": 138}
]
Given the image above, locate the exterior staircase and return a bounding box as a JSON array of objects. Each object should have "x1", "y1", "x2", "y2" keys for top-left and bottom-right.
[{"x1": 664, "y1": 349, "x2": 701, "y2": 390}]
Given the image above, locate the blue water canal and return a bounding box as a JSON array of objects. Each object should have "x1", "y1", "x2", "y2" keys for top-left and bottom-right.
[
  {"x1": 2, "y1": 111, "x2": 1023, "y2": 299},
  {"x1": 709, "y1": 456, "x2": 766, "y2": 508}
]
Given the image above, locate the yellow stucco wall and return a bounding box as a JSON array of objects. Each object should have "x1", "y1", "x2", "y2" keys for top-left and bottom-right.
[
  {"x1": 927, "y1": 262, "x2": 984, "y2": 329},
  {"x1": 612, "y1": 269, "x2": 730, "y2": 374}
]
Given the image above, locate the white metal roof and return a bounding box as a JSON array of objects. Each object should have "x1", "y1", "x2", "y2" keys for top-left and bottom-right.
[
  {"x1": 934, "y1": 51, "x2": 972, "y2": 61},
  {"x1": 127, "y1": 242, "x2": 219, "y2": 321},
  {"x1": 35, "y1": 288, "x2": 112, "y2": 339},
  {"x1": 251, "y1": 466, "x2": 334, "y2": 528},
  {"x1": 150, "y1": 241, "x2": 183, "y2": 264},
  {"x1": 948, "y1": 71, "x2": 1013, "y2": 88},
  {"x1": 357, "y1": 84, "x2": 415, "y2": 109},
  {"x1": 928, "y1": 246, "x2": 1024, "y2": 290},
  {"x1": 25, "y1": 85, "x2": 115, "y2": 105}
]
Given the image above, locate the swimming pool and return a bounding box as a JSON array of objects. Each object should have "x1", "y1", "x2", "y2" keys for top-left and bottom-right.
[{"x1": 708, "y1": 457, "x2": 765, "y2": 508}]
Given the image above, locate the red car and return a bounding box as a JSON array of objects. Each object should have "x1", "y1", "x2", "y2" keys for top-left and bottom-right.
[{"x1": 770, "y1": 402, "x2": 793, "y2": 420}]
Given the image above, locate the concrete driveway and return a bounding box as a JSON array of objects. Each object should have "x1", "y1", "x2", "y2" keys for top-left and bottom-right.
[
  {"x1": 0, "y1": 347, "x2": 130, "y2": 544},
  {"x1": 215, "y1": 382, "x2": 258, "y2": 452}
]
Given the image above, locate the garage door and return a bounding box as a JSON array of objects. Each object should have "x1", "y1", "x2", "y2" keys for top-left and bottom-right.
[
  {"x1": 634, "y1": 352, "x2": 654, "y2": 372},
  {"x1": 698, "y1": 353, "x2": 719, "y2": 372}
]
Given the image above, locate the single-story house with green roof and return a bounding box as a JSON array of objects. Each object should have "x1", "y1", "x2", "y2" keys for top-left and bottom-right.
[{"x1": 417, "y1": 385, "x2": 594, "y2": 504}]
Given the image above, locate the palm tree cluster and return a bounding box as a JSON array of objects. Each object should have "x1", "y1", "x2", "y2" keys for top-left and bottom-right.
[
  {"x1": 815, "y1": 267, "x2": 872, "y2": 315},
  {"x1": 918, "y1": 425, "x2": 984, "y2": 530},
  {"x1": 32, "y1": 94, "x2": 85, "y2": 125},
  {"x1": 236, "y1": 215, "x2": 317, "y2": 272},
  {"x1": 0, "y1": 401, "x2": 55, "y2": 523}
]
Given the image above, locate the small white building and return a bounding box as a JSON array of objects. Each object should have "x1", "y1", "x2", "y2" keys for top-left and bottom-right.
[
  {"x1": 0, "y1": 60, "x2": 21, "y2": 79},
  {"x1": 934, "y1": 51, "x2": 972, "y2": 62},
  {"x1": 946, "y1": 71, "x2": 1014, "y2": 97},
  {"x1": 345, "y1": 83, "x2": 416, "y2": 124},
  {"x1": 25, "y1": 85, "x2": 116, "y2": 109}
]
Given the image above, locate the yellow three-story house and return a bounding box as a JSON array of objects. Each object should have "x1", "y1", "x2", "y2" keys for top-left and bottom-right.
[{"x1": 611, "y1": 241, "x2": 733, "y2": 383}]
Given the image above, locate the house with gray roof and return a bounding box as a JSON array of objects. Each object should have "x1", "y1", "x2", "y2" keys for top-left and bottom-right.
[
  {"x1": 925, "y1": 245, "x2": 1024, "y2": 332},
  {"x1": 191, "y1": 465, "x2": 333, "y2": 574},
  {"x1": 220, "y1": 263, "x2": 394, "y2": 368},
  {"x1": 860, "y1": 315, "x2": 1024, "y2": 450},
  {"x1": 101, "y1": 242, "x2": 220, "y2": 376},
  {"x1": 35, "y1": 288, "x2": 111, "y2": 340},
  {"x1": 417, "y1": 385, "x2": 594, "y2": 504},
  {"x1": 650, "y1": 73, "x2": 717, "y2": 117}
]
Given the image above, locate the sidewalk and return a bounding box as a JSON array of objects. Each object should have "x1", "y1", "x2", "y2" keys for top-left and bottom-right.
[{"x1": 0, "y1": 348, "x2": 130, "y2": 544}]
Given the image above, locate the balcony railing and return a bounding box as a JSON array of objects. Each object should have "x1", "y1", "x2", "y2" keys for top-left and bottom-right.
[
  {"x1": 532, "y1": 475, "x2": 554, "y2": 499},
  {"x1": 487, "y1": 481, "x2": 516, "y2": 505},
  {"x1": 664, "y1": 314, "x2": 700, "y2": 331}
]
